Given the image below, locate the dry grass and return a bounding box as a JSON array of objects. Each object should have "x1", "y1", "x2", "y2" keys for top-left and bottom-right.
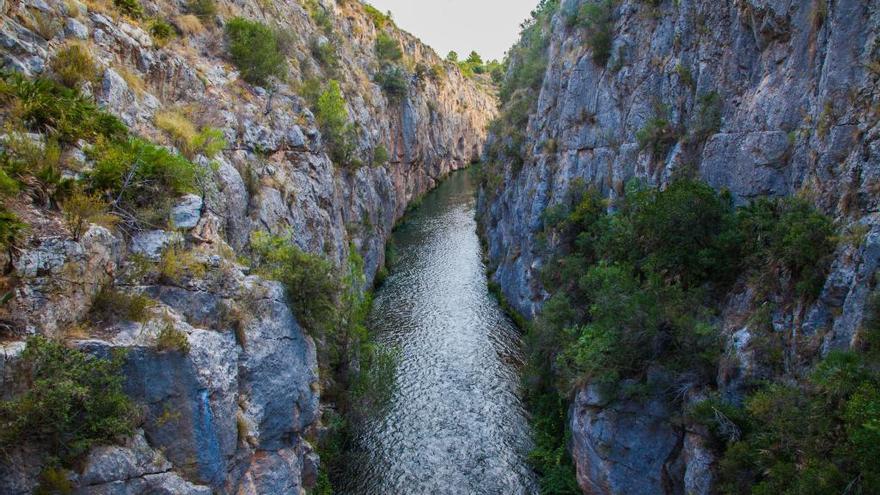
[
  {"x1": 115, "y1": 65, "x2": 147, "y2": 97},
  {"x1": 155, "y1": 109, "x2": 198, "y2": 152},
  {"x1": 175, "y1": 14, "x2": 205, "y2": 35}
]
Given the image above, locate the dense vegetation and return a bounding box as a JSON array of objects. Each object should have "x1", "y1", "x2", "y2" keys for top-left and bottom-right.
[
  {"x1": 0, "y1": 71, "x2": 202, "y2": 246},
  {"x1": 511, "y1": 178, "x2": 837, "y2": 493},
  {"x1": 0, "y1": 337, "x2": 136, "y2": 468},
  {"x1": 486, "y1": 0, "x2": 559, "y2": 170},
  {"x1": 225, "y1": 17, "x2": 287, "y2": 86},
  {"x1": 250, "y1": 233, "x2": 395, "y2": 493}
]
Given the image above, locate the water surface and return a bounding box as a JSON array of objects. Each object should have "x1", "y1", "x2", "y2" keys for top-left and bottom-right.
[{"x1": 343, "y1": 169, "x2": 538, "y2": 494}]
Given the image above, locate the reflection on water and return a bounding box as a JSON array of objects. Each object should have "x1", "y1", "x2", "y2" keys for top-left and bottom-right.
[{"x1": 342, "y1": 169, "x2": 538, "y2": 495}]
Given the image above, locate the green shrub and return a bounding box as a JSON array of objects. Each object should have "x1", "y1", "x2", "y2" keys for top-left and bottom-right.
[
  {"x1": 375, "y1": 33, "x2": 402, "y2": 62},
  {"x1": 86, "y1": 137, "x2": 200, "y2": 213},
  {"x1": 0, "y1": 208, "x2": 25, "y2": 248},
  {"x1": 89, "y1": 287, "x2": 153, "y2": 324},
  {"x1": 691, "y1": 91, "x2": 722, "y2": 142},
  {"x1": 0, "y1": 133, "x2": 69, "y2": 205},
  {"x1": 636, "y1": 109, "x2": 679, "y2": 160},
  {"x1": 372, "y1": 144, "x2": 389, "y2": 165},
  {"x1": 374, "y1": 64, "x2": 409, "y2": 98},
  {"x1": 736, "y1": 196, "x2": 835, "y2": 299},
  {"x1": 156, "y1": 324, "x2": 190, "y2": 354},
  {"x1": 0, "y1": 336, "x2": 136, "y2": 465},
  {"x1": 363, "y1": 3, "x2": 392, "y2": 28},
  {"x1": 703, "y1": 351, "x2": 880, "y2": 495},
  {"x1": 49, "y1": 43, "x2": 99, "y2": 88},
  {"x1": 225, "y1": 17, "x2": 286, "y2": 86},
  {"x1": 310, "y1": 37, "x2": 339, "y2": 70},
  {"x1": 113, "y1": 0, "x2": 143, "y2": 18},
  {"x1": 149, "y1": 19, "x2": 176, "y2": 46},
  {"x1": 61, "y1": 190, "x2": 117, "y2": 240},
  {"x1": 305, "y1": 0, "x2": 333, "y2": 34},
  {"x1": 313, "y1": 81, "x2": 359, "y2": 166},
  {"x1": 0, "y1": 72, "x2": 127, "y2": 143},
  {"x1": 578, "y1": 0, "x2": 615, "y2": 67},
  {"x1": 187, "y1": 0, "x2": 217, "y2": 19},
  {"x1": 250, "y1": 231, "x2": 342, "y2": 337}
]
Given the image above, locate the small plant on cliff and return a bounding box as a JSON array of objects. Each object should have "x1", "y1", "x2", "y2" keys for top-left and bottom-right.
[
  {"x1": 250, "y1": 231, "x2": 341, "y2": 338},
  {"x1": 313, "y1": 81, "x2": 359, "y2": 166},
  {"x1": 86, "y1": 136, "x2": 200, "y2": 218},
  {"x1": 187, "y1": 0, "x2": 217, "y2": 20},
  {"x1": 225, "y1": 17, "x2": 286, "y2": 86},
  {"x1": 156, "y1": 324, "x2": 191, "y2": 354},
  {"x1": 0, "y1": 336, "x2": 137, "y2": 466},
  {"x1": 61, "y1": 189, "x2": 118, "y2": 240},
  {"x1": 363, "y1": 3, "x2": 392, "y2": 28},
  {"x1": 636, "y1": 104, "x2": 680, "y2": 160},
  {"x1": 113, "y1": 0, "x2": 143, "y2": 18},
  {"x1": 49, "y1": 42, "x2": 100, "y2": 89},
  {"x1": 375, "y1": 33, "x2": 402, "y2": 63},
  {"x1": 0, "y1": 72, "x2": 127, "y2": 144},
  {"x1": 374, "y1": 64, "x2": 409, "y2": 99},
  {"x1": 578, "y1": 0, "x2": 615, "y2": 67}
]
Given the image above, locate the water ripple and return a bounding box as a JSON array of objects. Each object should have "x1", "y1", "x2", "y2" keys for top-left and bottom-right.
[{"x1": 341, "y1": 170, "x2": 538, "y2": 495}]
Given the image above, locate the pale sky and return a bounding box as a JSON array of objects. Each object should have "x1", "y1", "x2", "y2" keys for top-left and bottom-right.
[{"x1": 365, "y1": 0, "x2": 540, "y2": 62}]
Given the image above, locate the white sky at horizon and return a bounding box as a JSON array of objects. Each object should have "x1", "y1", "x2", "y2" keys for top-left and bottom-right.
[{"x1": 364, "y1": 0, "x2": 539, "y2": 62}]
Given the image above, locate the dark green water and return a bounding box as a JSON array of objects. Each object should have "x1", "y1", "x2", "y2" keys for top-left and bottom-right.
[{"x1": 342, "y1": 169, "x2": 538, "y2": 494}]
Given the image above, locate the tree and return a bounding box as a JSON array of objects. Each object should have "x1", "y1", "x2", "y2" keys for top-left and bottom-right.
[{"x1": 445, "y1": 51, "x2": 458, "y2": 63}]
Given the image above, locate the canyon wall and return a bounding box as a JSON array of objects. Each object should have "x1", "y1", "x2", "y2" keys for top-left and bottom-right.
[
  {"x1": 479, "y1": 0, "x2": 879, "y2": 493},
  {"x1": 0, "y1": 0, "x2": 495, "y2": 492}
]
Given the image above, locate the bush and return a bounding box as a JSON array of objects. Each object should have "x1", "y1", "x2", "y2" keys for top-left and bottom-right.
[
  {"x1": 225, "y1": 17, "x2": 286, "y2": 86},
  {"x1": 636, "y1": 108, "x2": 679, "y2": 160},
  {"x1": 250, "y1": 231, "x2": 342, "y2": 337},
  {"x1": 0, "y1": 72, "x2": 127, "y2": 143},
  {"x1": 49, "y1": 43, "x2": 99, "y2": 88},
  {"x1": 363, "y1": 3, "x2": 392, "y2": 28},
  {"x1": 62, "y1": 190, "x2": 117, "y2": 240},
  {"x1": 154, "y1": 110, "x2": 225, "y2": 158},
  {"x1": 736, "y1": 196, "x2": 835, "y2": 299},
  {"x1": 86, "y1": 137, "x2": 200, "y2": 213},
  {"x1": 158, "y1": 244, "x2": 206, "y2": 283},
  {"x1": 310, "y1": 37, "x2": 338, "y2": 70},
  {"x1": 156, "y1": 324, "x2": 190, "y2": 354},
  {"x1": 0, "y1": 336, "x2": 136, "y2": 465},
  {"x1": 691, "y1": 91, "x2": 722, "y2": 142},
  {"x1": 578, "y1": 0, "x2": 615, "y2": 67},
  {"x1": 374, "y1": 64, "x2": 409, "y2": 98},
  {"x1": 0, "y1": 208, "x2": 25, "y2": 248},
  {"x1": 149, "y1": 19, "x2": 175, "y2": 46},
  {"x1": 313, "y1": 81, "x2": 359, "y2": 166},
  {"x1": 704, "y1": 351, "x2": 880, "y2": 495},
  {"x1": 113, "y1": 0, "x2": 143, "y2": 18},
  {"x1": 187, "y1": 0, "x2": 217, "y2": 19},
  {"x1": 89, "y1": 287, "x2": 153, "y2": 324},
  {"x1": 372, "y1": 144, "x2": 389, "y2": 165},
  {"x1": 0, "y1": 133, "x2": 68, "y2": 205},
  {"x1": 375, "y1": 33, "x2": 402, "y2": 62}
]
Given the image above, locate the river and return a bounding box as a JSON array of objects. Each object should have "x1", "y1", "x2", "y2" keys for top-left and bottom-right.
[{"x1": 341, "y1": 168, "x2": 538, "y2": 494}]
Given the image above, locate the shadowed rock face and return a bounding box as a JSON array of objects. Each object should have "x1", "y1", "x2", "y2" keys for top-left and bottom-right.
[
  {"x1": 0, "y1": 0, "x2": 495, "y2": 492},
  {"x1": 479, "y1": 0, "x2": 880, "y2": 493}
]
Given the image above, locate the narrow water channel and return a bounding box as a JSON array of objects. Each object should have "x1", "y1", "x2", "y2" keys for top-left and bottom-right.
[{"x1": 341, "y1": 169, "x2": 538, "y2": 494}]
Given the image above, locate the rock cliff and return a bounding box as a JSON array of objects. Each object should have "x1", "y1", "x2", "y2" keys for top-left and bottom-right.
[
  {"x1": 479, "y1": 0, "x2": 880, "y2": 493},
  {"x1": 0, "y1": 0, "x2": 495, "y2": 492}
]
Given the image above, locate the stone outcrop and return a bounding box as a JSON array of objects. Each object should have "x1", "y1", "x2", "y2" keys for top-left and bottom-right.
[
  {"x1": 0, "y1": 0, "x2": 495, "y2": 492},
  {"x1": 479, "y1": 0, "x2": 880, "y2": 493}
]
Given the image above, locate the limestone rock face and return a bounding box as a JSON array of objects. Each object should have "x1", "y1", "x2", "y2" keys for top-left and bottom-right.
[
  {"x1": 478, "y1": 0, "x2": 880, "y2": 493},
  {"x1": 0, "y1": 0, "x2": 495, "y2": 492}
]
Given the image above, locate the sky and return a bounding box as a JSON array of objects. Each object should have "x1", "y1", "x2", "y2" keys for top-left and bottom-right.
[{"x1": 364, "y1": 0, "x2": 539, "y2": 62}]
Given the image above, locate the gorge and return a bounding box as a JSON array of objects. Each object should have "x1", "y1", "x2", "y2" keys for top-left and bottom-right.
[{"x1": 1, "y1": 0, "x2": 879, "y2": 494}]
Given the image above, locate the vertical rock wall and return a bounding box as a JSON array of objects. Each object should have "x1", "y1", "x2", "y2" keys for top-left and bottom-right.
[{"x1": 479, "y1": 0, "x2": 880, "y2": 493}]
